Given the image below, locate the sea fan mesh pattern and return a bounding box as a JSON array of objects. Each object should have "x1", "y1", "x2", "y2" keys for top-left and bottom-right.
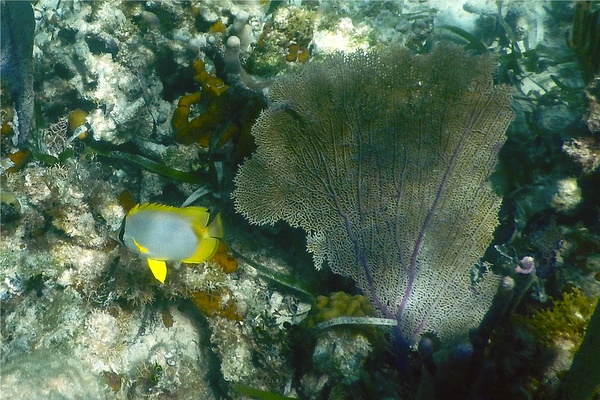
[{"x1": 233, "y1": 45, "x2": 514, "y2": 345}]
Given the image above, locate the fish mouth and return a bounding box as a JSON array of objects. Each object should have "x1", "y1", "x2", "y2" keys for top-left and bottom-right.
[{"x1": 108, "y1": 229, "x2": 121, "y2": 243}]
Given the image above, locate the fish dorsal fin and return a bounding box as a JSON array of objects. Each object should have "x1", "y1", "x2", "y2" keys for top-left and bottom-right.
[
  {"x1": 127, "y1": 203, "x2": 172, "y2": 216},
  {"x1": 186, "y1": 210, "x2": 223, "y2": 239},
  {"x1": 174, "y1": 206, "x2": 211, "y2": 227},
  {"x1": 129, "y1": 203, "x2": 211, "y2": 226}
]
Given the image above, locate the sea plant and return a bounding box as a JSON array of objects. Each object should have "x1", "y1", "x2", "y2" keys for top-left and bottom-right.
[
  {"x1": 568, "y1": 0, "x2": 600, "y2": 84},
  {"x1": 233, "y1": 44, "x2": 514, "y2": 356}
]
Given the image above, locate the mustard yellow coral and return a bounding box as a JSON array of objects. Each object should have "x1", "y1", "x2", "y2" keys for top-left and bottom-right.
[
  {"x1": 172, "y1": 60, "x2": 233, "y2": 147},
  {"x1": 301, "y1": 292, "x2": 383, "y2": 343},
  {"x1": 6, "y1": 149, "x2": 30, "y2": 174},
  {"x1": 286, "y1": 43, "x2": 310, "y2": 63},
  {"x1": 192, "y1": 60, "x2": 228, "y2": 98},
  {"x1": 171, "y1": 59, "x2": 262, "y2": 160},
  {"x1": 304, "y1": 292, "x2": 377, "y2": 329},
  {"x1": 211, "y1": 242, "x2": 238, "y2": 274},
  {"x1": 67, "y1": 108, "x2": 88, "y2": 136},
  {"x1": 191, "y1": 288, "x2": 242, "y2": 321}
]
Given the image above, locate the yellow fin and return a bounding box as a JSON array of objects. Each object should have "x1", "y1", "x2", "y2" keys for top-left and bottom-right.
[
  {"x1": 175, "y1": 206, "x2": 211, "y2": 225},
  {"x1": 147, "y1": 259, "x2": 167, "y2": 284},
  {"x1": 205, "y1": 213, "x2": 224, "y2": 239},
  {"x1": 184, "y1": 212, "x2": 223, "y2": 264},
  {"x1": 129, "y1": 203, "x2": 209, "y2": 220},
  {"x1": 182, "y1": 237, "x2": 220, "y2": 264},
  {"x1": 189, "y1": 212, "x2": 223, "y2": 240},
  {"x1": 127, "y1": 202, "x2": 153, "y2": 216}
]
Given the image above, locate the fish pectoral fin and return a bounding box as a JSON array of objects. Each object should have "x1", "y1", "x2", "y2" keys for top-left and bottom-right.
[
  {"x1": 132, "y1": 238, "x2": 149, "y2": 254},
  {"x1": 147, "y1": 259, "x2": 167, "y2": 284},
  {"x1": 182, "y1": 238, "x2": 219, "y2": 264}
]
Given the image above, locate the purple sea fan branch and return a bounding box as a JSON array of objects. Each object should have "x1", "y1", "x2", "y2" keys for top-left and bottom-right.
[{"x1": 232, "y1": 44, "x2": 514, "y2": 348}]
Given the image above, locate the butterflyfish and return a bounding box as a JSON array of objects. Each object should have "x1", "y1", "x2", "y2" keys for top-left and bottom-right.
[{"x1": 115, "y1": 203, "x2": 224, "y2": 284}]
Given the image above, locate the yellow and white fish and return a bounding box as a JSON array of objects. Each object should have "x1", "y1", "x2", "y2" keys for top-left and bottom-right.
[{"x1": 115, "y1": 203, "x2": 224, "y2": 284}]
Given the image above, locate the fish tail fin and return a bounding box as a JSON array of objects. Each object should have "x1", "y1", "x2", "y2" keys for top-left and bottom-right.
[
  {"x1": 184, "y1": 214, "x2": 223, "y2": 264},
  {"x1": 184, "y1": 208, "x2": 222, "y2": 239}
]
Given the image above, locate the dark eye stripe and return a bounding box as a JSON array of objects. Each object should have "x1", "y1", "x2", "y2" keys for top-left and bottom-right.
[{"x1": 117, "y1": 217, "x2": 126, "y2": 243}]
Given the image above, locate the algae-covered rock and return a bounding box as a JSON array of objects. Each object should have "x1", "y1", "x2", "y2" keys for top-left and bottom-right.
[{"x1": 1, "y1": 349, "x2": 109, "y2": 399}]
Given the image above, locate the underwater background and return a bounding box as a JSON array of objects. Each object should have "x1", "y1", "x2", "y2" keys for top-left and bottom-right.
[{"x1": 1, "y1": 1, "x2": 599, "y2": 399}]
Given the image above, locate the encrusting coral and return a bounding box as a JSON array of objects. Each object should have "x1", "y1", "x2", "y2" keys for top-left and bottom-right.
[
  {"x1": 191, "y1": 288, "x2": 242, "y2": 321},
  {"x1": 189, "y1": 243, "x2": 242, "y2": 321},
  {"x1": 516, "y1": 288, "x2": 597, "y2": 352}
]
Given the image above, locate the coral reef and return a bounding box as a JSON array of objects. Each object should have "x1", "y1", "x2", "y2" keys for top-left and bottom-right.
[
  {"x1": 191, "y1": 288, "x2": 242, "y2": 321},
  {"x1": 551, "y1": 178, "x2": 582, "y2": 214},
  {"x1": 483, "y1": 289, "x2": 598, "y2": 399},
  {"x1": 303, "y1": 292, "x2": 376, "y2": 326},
  {"x1": 247, "y1": 5, "x2": 316, "y2": 75},
  {"x1": 294, "y1": 292, "x2": 384, "y2": 396},
  {"x1": 312, "y1": 330, "x2": 372, "y2": 384},
  {"x1": 2, "y1": 1, "x2": 599, "y2": 399},
  {"x1": 1, "y1": 350, "x2": 110, "y2": 399},
  {"x1": 172, "y1": 54, "x2": 265, "y2": 162},
  {"x1": 517, "y1": 289, "x2": 597, "y2": 351},
  {"x1": 189, "y1": 247, "x2": 242, "y2": 321},
  {"x1": 0, "y1": 111, "x2": 278, "y2": 398}
]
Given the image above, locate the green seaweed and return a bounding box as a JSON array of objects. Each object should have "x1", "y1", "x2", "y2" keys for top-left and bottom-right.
[
  {"x1": 85, "y1": 139, "x2": 205, "y2": 185},
  {"x1": 439, "y1": 25, "x2": 488, "y2": 53},
  {"x1": 228, "y1": 246, "x2": 315, "y2": 301},
  {"x1": 99, "y1": 150, "x2": 204, "y2": 185},
  {"x1": 58, "y1": 148, "x2": 75, "y2": 163},
  {"x1": 30, "y1": 149, "x2": 59, "y2": 165},
  {"x1": 233, "y1": 383, "x2": 296, "y2": 400}
]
